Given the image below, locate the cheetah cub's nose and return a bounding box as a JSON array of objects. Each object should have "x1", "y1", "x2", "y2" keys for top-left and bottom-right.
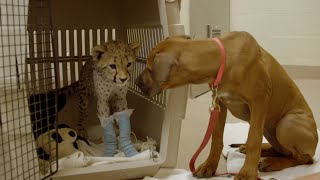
[{"x1": 120, "y1": 78, "x2": 127, "y2": 82}]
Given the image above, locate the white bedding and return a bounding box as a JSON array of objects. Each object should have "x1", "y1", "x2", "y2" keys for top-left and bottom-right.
[
  {"x1": 144, "y1": 122, "x2": 320, "y2": 180},
  {"x1": 53, "y1": 149, "x2": 159, "y2": 171},
  {"x1": 223, "y1": 122, "x2": 320, "y2": 180},
  {"x1": 42, "y1": 137, "x2": 160, "y2": 176}
]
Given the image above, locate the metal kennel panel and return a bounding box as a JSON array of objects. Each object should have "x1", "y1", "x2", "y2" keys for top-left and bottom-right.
[
  {"x1": 43, "y1": 0, "x2": 168, "y2": 107},
  {"x1": 23, "y1": 0, "x2": 168, "y2": 134},
  {"x1": 1, "y1": 0, "x2": 59, "y2": 180},
  {"x1": 127, "y1": 26, "x2": 167, "y2": 108}
]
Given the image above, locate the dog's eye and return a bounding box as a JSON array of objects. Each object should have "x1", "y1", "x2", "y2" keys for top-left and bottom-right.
[
  {"x1": 127, "y1": 62, "x2": 132, "y2": 67},
  {"x1": 109, "y1": 64, "x2": 116, "y2": 69}
]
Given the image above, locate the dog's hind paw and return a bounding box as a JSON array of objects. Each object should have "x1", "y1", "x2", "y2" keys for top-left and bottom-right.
[
  {"x1": 258, "y1": 158, "x2": 275, "y2": 172},
  {"x1": 193, "y1": 160, "x2": 217, "y2": 178}
]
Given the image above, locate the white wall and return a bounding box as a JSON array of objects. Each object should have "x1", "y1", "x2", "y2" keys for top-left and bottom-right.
[
  {"x1": 230, "y1": 0, "x2": 320, "y2": 66},
  {"x1": 0, "y1": 0, "x2": 28, "y2": 89},
  {"x1": 182, "y1": 0, "x2": 230, "y2": 39},
  {"x1": 180, "y1": 0, "x2": 190, "y2": 35}
]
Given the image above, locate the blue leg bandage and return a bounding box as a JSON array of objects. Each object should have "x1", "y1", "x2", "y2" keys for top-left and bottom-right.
[
  {"x1": 114, "y1": 109, "x2": 138, "y2": 157},
  {"x1": 102, "y1": 117, "x2": 118, "y2": 157}
]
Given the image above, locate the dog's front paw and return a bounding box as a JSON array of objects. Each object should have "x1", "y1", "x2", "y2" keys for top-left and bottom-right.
[
  {"x1": 234, "y1": 169, "x2": 258, "y2": 180},
  {"x1": 193, "y1": 160, "x2": 217, "y2": 178}
]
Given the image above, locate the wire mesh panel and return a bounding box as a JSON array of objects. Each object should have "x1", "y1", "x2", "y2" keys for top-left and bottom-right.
[
  {"x1": 51, "y1": 27, "x2": 116, "y2": 88},
  {"x1": 127, "y1": 26, "x2": 167, "y2": 108},
  {"x1": 0, "y1": 0, "x2": 58, "y2": 179}
]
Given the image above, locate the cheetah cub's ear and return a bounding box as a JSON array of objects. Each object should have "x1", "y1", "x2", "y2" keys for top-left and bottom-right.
[
  {"x1": 129, "y1": 42, "x2": 140, "y2": 55},
  {"x1": 91, "y1": 45, "x2": 107, "y2": 61}
]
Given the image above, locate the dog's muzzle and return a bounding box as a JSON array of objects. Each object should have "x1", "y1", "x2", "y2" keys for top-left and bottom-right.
[
  {"x1": 135, "y1": 70, "x2": 161, "y2": 97},
  {"x1": 135, "y1": 75, "x2": 150, "y2": 95}
]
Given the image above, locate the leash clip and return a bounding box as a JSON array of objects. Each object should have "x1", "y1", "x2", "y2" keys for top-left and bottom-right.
[{"x1": 209, "y1": 86, "x2": 220, "y2": 112}]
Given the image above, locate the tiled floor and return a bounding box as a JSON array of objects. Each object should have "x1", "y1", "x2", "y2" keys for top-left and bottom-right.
[{"x1": 176, "y1": 78, "x2": 320, "y2": 172}]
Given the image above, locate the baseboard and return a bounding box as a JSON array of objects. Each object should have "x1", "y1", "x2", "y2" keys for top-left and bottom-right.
[{"x1": 283, "y1": 65, "x2": 320, "y2": 79}]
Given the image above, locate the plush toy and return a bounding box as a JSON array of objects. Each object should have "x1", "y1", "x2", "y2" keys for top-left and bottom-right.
[{"x1": 36, "y1": 124, "x2": 90, "y2": 161}]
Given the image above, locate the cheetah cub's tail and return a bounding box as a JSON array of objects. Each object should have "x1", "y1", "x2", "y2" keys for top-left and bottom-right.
[
  {"x1": 45, "y1": 80, "x2": 80, "y2": 111},
  {"x1": 29, "y1": 80, "x2": 80, "y2": 105},
  {"x1": 56, "y1": 81, "x2": 80, "y2": 98}
]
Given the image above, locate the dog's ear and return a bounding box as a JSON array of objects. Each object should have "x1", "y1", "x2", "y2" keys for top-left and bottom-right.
[
  {"x1": 91, "y1": 45, "x2": 107, "y2": 61},
  {"x1": 152, "y1": 53, "x2": 177, "y2": 83}
]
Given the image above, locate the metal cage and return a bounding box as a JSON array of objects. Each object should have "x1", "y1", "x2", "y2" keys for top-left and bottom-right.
[
  {"x1": 1, "y1": 0, "x2": 58, "y2": 179},
  {"x1": 1, "y1": 0, "x2": 188, "y2": 179}
]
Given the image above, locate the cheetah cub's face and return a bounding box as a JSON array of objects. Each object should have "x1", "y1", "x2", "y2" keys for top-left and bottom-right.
[{"x1": 91, "y1": 41, "x2": 140, "y2": 86}]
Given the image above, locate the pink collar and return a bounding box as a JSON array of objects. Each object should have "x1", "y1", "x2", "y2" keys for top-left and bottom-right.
[{"x1": 210, "y1": 37, "x2": 226, "y2": 87}]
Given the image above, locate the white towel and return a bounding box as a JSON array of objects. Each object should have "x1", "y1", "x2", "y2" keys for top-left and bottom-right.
[
  {"x1": 143, "y1": 168, "x2": 230, "y2": 180},
  {"x1": 144, "y1": 123, "x2": 320, "y2": 180},
  {"x1": 76, "y1": 139, "x2": 105, "y2": 157},
  {"x1": 143, "y1": 168, "x2": 199, "y2": 180},
  {"x1": 41, "y1": 138, "x2": 159, "y2": 177},
  {"x1": 223, "y1": 122, "x2": 320, "y2": 180},
  {"x1": 54, "y1": 149, "x2": 159, "y2": 171}
]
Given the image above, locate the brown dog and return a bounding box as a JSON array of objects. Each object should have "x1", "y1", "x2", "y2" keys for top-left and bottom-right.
[{"x1": 136, "y1": 31, "x2": 319, "y2": 180}]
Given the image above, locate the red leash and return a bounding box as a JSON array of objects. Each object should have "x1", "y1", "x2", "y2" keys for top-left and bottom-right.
[
  {"x1": 189, "y1": 37, "x2": 226, "y2": 173},
  {"x1": 188, "y1": 38, "x2": 263, "y2": 180},
  {"x1": 189, "y1": 108, "x2": 220, "y2": 173}
]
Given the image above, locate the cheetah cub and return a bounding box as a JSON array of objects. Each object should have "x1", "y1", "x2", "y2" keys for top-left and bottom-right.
[{"x1": 78, "y1": 41, "x2": 140, "y2": 157}]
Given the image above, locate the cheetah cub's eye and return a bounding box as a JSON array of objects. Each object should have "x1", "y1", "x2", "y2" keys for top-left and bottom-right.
[
  {"x1": 127, "y1": 63, "x2": 132, "y2": 67},
  {"x1": 109, "y1": 64, "x2": 116, "y2": 69}
]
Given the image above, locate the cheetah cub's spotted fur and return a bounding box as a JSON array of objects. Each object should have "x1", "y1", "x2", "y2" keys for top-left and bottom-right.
[{"x1": 77, "y1": 41, "x2": 140, "y2": 137}]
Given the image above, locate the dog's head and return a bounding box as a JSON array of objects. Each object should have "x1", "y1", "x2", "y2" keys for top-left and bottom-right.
[{"x1": 135, "y1": 35, "x2": 191, "y2": 97}]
